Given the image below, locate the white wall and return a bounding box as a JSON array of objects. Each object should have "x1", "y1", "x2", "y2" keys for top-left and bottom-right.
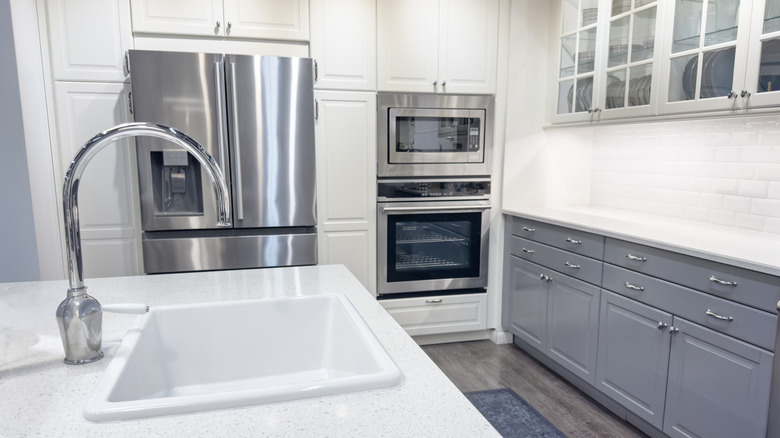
[{"x1": 0, "y1": 0, "x2": 40, "y2": 282}]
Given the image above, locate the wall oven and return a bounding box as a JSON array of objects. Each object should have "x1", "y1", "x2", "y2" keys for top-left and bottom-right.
[
  {"x1": 377, "y1": 179, "x2": 490, "y2": 296},
  {"x1": 377, "y1": 93, "x2": 494, "y2": 178}
]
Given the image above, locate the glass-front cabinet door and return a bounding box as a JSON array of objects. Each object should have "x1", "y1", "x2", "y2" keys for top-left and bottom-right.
[
  {"x1": 555, "y1": 0, "x2": 603, "y2": 122},
  {"x1": 660, "y1": 0, "x2": 752, "y2": 113},
  {"x1": 744, "y1": 0, "x2": 780, "y2": 107},
  {"x1": 601, "y1": 0, "x2": 662, "y2": 119}
]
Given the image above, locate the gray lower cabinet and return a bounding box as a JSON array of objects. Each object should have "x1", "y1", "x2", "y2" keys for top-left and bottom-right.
[
  {"x1": 663, "y1": 317, "x2": 773, "y2": 438},
  {"x1": 507, "y1": 255, "x2": 600, "y2": 385},
  {"x1": 596, "y1": 291, "x2": 672, "y2": 430}
]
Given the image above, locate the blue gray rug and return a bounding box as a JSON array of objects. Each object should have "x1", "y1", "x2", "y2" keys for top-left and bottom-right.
[{"x1": 465, "y1": 388, "x2": 567, "y2": 438}]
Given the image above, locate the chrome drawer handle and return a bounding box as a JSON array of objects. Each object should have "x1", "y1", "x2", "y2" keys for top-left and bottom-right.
[
  {"x1": 709, "y1": 275, "x2": 737, "y2": 287},
  {"x1": 566, "y1": 237, "x2": 582, "y2": 244},
  {"x1": 669, "y1": 326, "x2": 679, "y2": 335},
  {"x1": 626, "y1": 253, "x2": 647, "y2": 262},
  {"x1": 564, "y1": 262, "x2": 580, "y2": 269},
  {"x1": 521, "y1": 248, "x2": 535, "y2": 254},
  {"x1": 624, "y1": 282, "x2": 645, "y2": 291},
  {"x1": 657, "y1": 322, "x2": 668, "y2": 330},
  {"x1": 540, "y1": 274, "x2": 552, "y2": 282},
  {"x1": 425, "y1": 299, "x2": 443, "y2": 304},
  {"x1": 522, "y1": 226, "x2": 535, "y2": 232},
  {"x1": 705, "y1": 309, "x2": 733, "y2": 322}
]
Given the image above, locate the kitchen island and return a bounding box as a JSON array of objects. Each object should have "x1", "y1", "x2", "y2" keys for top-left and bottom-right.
[{"x1": 0, "y1": 265, "x2": 499, "y2": 437}]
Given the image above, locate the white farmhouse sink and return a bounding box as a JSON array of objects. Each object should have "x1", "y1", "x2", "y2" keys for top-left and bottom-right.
[{"x1": 84, "y1": 294, "x2": 402, "y2": 421}]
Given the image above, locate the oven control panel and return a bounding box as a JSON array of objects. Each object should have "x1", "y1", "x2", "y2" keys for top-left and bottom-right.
[{"x1": 378, "y1": 180, "x2": 490, "y2": 200}]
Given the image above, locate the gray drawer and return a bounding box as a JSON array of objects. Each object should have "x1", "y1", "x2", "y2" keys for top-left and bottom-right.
[
  {"x1": 604, "y1": 238, "x2": 780, "y2": 313},
  {"x1": 603, "y1": 264, "x2": 777, "y2": 351},
  {"x1": 510, "y1": 236, "x2": 603, "y2": 285},
  {"x1": 509, "y1": 217, "x2": 605, "y2": 260}
]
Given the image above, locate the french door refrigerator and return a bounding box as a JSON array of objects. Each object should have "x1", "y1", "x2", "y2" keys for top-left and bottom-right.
[{"x1": 128, "y1": 50, "x2": 317, "y2": 274}]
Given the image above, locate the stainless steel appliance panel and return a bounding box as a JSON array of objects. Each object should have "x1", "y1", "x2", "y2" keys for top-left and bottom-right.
[
  {"x1": 225, "y1": 55, "x2": 317, "y2": 228},
  {"x1": 377, "y1": 93, "x2": 494, "y2": 177},
  {"x1": 130, "y1": 50, "x2": 230, "y2": 231},
  {"x1": 377, "y1": 200, "x2": 490, "y2": 294},
  {"x1": 142, "y1": 231, "x2": 317, "y2": 274}
]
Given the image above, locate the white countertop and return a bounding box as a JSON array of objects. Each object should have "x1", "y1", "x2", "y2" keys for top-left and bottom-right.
[
  {"x1": 0, "y1": 265, "x2": 499, "y2": 437},
  {"x1": 503, "y1": 206, "x2": 780, "y2": 277}
]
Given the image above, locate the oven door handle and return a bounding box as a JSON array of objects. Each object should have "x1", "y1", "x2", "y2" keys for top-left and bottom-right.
[{"x1": 381, "y1": 205, "x2": 491, "y2": 213}]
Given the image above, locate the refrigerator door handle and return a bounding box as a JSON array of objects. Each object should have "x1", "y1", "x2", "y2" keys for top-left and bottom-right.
[
  {"x1": 228, "y1": 61, "x2": 244, "y2": 221},
  {"x1": 214, "y1": 61, "x2": 228, "y2": 178}
]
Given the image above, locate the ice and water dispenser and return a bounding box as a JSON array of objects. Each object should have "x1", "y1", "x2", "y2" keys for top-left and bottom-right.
[{"x1": 149, "y1": 149, "x2": 204, "y2": 216}]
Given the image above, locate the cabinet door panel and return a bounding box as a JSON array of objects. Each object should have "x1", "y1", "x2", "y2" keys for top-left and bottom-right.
[
  {"x1": 46, "y1": 0, "x2": 132, "y2": 82},
  {"x1": 310, "y1": 0, "x2": 376, "y2": 90},
  {"x1": 438, "y1": 0, "x2": 498, "y2": 93},
  {"x1": 223, "y1": 0, "x2": 309, "y2": 41},
  {"x1": 320, "y1": 231, "x2": 370, "y2": 289},
  {"x1": 546, "y1": 272, "x2": 601, "y2": 384},
  {"x1": 377, "y1": 0, "x2": 439, "y2": 92},
  {"x1": 664, "y1": 317, "x2": 773, "y2": 438},
  {"x1": 130, "y1": 0, "x2": 222, "y2": 36},
  {"x1": 596, "y1": 291, "x2": 672, "y2": 429},
  {"x1": 53, "y1": 82, "x2": 141, "y2": 278},
  {"x1": 507, "y1": 256, "x2": 549, "y2": 350}
]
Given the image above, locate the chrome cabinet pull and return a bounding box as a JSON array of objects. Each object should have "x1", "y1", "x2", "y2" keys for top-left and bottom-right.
[
  {"x1": 657, "y1": 322, "x2": 668, "y2": 330},
  {"x1": 624, "y1": 282, "x2": 645, "y2": 291},
  {"x1": 565, "y1": 237, "x2": 582, "y2": 244},
  {"x1": 522, "y1": 226, "x2": 535, "y2": 232},
  {"x1": 441, "y1": 80, "x2": 447, "y2": 87},
  {"x1": 669, "y1": 326, "x2": 679, "y2": 335},
  {"x1": 540, "y1": 274, "x2": 552, "y2": 282},
  {"x1": 727, "y1": 90, "x2": 737, "y2": 99},
  {"x1": 626, "y1": 253, "x2": 647, "y2": 262},
  {"x1": 564, "y1": 262, "x2": 580, "y2": 269},
  {"x1": 705, "y1": 309, "x2": 734, "y2": 322},
  {"x1": 432, "y1": 80, "x2": 438, "y2": 86},
  {"x1": 425, "y1": 299, "x2": 443, "y2": 304},
  {"x1": 741, "y1": 89, "x2": 751, "y2": 98},
  {"x1": 521, "y1": 248, "x2": 535, "y2": 254},
  {"x1": 709, "y1": 275, "x2": 737, "y2": 287},
  {"x1": 216, "y1": 20, "x2": 221, "y2": 28}
]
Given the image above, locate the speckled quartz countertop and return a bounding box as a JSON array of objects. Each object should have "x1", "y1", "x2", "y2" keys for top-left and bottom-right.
[
  {"x1": 0, "y1": 265, "x2": 499, "y2": 437},
  {"x1": 504, "y1": 206, "x2": 780, "y2": 277}
]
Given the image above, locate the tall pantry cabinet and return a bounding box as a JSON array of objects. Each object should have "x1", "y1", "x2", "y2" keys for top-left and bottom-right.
[{"x1": 37, "y1": 0, "x2": 142, "y2": 279}]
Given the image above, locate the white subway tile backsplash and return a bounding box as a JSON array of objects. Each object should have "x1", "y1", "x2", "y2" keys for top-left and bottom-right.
[
  {"x1": 588, "y1": 115, "x2": 780, "y2": 235},
  {"x1": 738, "y1": 180, "x2": 769, "y2": 198}
]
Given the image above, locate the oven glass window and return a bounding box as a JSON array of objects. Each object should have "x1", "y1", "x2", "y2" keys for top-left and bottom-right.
[
  {"x1": 387, "y1": 212, "x2": 481, "y2": 283},
  {"x1": 395, "y1": 117, "x2": 481, "y2": 153}
]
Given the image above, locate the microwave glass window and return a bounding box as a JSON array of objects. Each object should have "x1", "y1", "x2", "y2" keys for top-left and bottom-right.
[
  {"x1": 387, "y1": 213, "x2": 481, "y2": 283},
  {"x1": 395, "y1": 117, "x2": 481, "y2": 153}
]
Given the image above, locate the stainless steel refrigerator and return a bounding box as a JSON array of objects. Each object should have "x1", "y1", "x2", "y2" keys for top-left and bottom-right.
[{"x1": 128, "y1": 50, "x2": 317, "y2": 274}]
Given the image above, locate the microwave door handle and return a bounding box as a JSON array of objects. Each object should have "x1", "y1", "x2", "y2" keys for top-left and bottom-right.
[
  {"x1": 381, "y1": 205, "x2": 491, "y2": 213},
  {"x1": 228, "y1": 61, "x2": 244, "y2": 221}
]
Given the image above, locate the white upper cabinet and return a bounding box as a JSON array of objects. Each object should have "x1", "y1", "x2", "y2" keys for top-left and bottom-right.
[
  {"x1": 553, "y1": 0, "x2": 665, "y2": 123},
  {"x1": 658, "y1": 0, "x2": 752, "y2": 114},
  {"x1": 741, "y1": 0, "x2": 780, "y2": 108},
  {"x1": 378, "y1": 0, "x2": 499, "y2": 94},
  {"x1": 45, "y1": 0, "x2": 132, "y2": 82},
  {"x1": 130, "y1": 0, "x2": 309, "y2": 41},
  {"x1": 310, "y1": 0, "x2": 376, "y2": 91}
]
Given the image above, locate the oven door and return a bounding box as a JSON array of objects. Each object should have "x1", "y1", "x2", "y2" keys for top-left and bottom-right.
[{"x1": 377, "y1": 201, "x2": 490, "y2": 295}]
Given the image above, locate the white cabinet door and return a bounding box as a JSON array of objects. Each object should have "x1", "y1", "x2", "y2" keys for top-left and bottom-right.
[
  {"x1": 130, "y1": 0, "x2": 308, "y2": 40},
  {"x1": 314, "y1": 91, "x2": 376, "y2": 292},
  {"x1": 377, "y1": 0, "x2": 439, "y2": 92},
  {"x1": 45, "y1": 0, "x2": 132, "y2": 82},
  {"x1": 130, "y1": 0, "x2": 222, "y2": 36},
  {"x1": 223, "y1": 0, "x2": 308, "y2": 40},
  {"x1": 53, "y1": 82, "x2": 142, "y2": 278},
  {"x1": 438, "y1": 0, "x2": 499, "y2": 94},
  {"x1": 310, "y1": 0, "x2": 376, "y2": 90}
]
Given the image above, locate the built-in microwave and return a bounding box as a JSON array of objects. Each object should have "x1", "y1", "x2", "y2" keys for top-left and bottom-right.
[{"x1": 377, "y1": 93, "x2": 494, "y2": 177}]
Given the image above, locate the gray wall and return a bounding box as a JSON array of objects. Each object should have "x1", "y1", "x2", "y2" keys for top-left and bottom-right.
[{"x1": 0, "y1": 0, "x2": 40, "y2": 282}]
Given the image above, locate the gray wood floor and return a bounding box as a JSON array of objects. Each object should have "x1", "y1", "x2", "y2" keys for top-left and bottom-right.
[{"x1": 421, "y1": 340, "x2": 647, "y2": 438}]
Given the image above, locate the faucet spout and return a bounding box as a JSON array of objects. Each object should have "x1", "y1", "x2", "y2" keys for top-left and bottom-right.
[{"x1": 56, "y1": 122, "x2": 231, "y2": 364}]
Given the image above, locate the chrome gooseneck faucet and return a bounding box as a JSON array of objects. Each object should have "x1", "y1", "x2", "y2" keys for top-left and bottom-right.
[{"x1": 56, "y1": 123, "x2": 231, "y2": 364}]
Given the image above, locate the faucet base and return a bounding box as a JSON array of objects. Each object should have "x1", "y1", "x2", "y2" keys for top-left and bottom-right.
[
  {"x1": 56, "y1": 290, "x2": 103, "y2": 365},
  {"x1": 64, "y1": 351, "x2": 104, "y2": 365}
]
